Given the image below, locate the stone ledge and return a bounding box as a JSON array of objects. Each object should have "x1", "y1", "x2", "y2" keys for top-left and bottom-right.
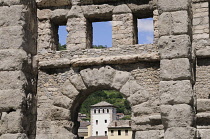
[{"x1": 39, "y1": 53, "x2": 159, "y2": 68}]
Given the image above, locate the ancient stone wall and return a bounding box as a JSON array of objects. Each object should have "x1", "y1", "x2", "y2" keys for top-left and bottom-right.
[
  {"x1": 2, "y1": 0, "x2": 210, "y2": 138},
  {"x1": 0, "y1": 0, "x2": 37, "y2": 139}
]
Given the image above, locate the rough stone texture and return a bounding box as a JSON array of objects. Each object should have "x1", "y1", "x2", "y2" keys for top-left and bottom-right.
[
  {"x1": 160, "y1": 58, "x2": 191, "y2": 80},
  {"x1": 160, "y1": 81, "x2": 193, "y2": 105},
  {"x1": 135, "y1": 130, "x2": 164, "y2": 139},
  {"x1": 158, "y1": 35, "x2": 191, "y2": 59},
  {"x1": 3, "y1": 0, "x2": 210, "y2": 138},
  {"x1": 164, "y1": 127, "x2": 196, "y2": 139}
]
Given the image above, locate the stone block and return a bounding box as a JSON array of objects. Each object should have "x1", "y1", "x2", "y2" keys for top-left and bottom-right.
[
  {"x1": 53, "y1": 96, "x2": 73, "y2": 109},
  {"x1": 61, "y1": 80, "x2": 79, "y2": 99},
  {"x1": 0, "y1": 26, "x2": 25, "y2": 49},
  {"x1": 120, "y1": 80, "x2": 142, "y2": 97},
  {"x1": 158, "y1": 35, "x2": 191, "y2": 59},
  {"x1": 160, "y1": 58, "x2": 191, "y2": 81},
  {"x1": 198, "y1": 129, "x2": 210, "y2": 139},
  {"x1": 158, "y1": 0, "x2": 190, "y2": 12},
  {"x1": 0, "y1": 71, "x2": 26, "y2": 90},
  {"x1": 0, "y1": 49, "x2": 27, "y2": 71},
  {"x1": 97, "y1": 66, "x2": 116, "y2": 86},
  {"x1": 161, "y1": 104, "x2": 194, "y2": 128},
  {"x1": 135, "y1": 130, "x2": 164, "y2": 139},
  {"x1": 0, "y1": 110, "x2": 23, "y2": 134},
  {"x1": 51, "y1": 106, "x2": 70, "y2": 120},
  {"x1": 160, "y1": 80, "x2": 193, "y2": 105},
  {"x1": 171, "y1": 11, "x2": 189, "y2": 35},
  {"x1": 0, "y1": 89, "x2": 25, "y2": 112},
  {"x1": 37, "y1": 9, "x2": 51, "y2": 20},
  {"x1": 158, "y1": 12, "x2": 172, "y2": 36},
  {"x1": 159, "y1": 11, "x2": 189, "y2": 36},
  {"x1": 0, "y1": 5, "x2": 25, "y2": 27},
  {"x1": 113, "y1": 4, "x2": 132, "y2": 14},
  {"x1": 164, "y1": 127, "x2": 196, "y2": 139},
  {"x1": 111, "y1": 71, "x2": 130, "y2": 90},
  {"x1": 0, "y1": 133, "x2": 28, "y2": 139},
  {"x1": 197, "y1": 99, "x2": 210, "y2": 112},
  {"x1": 132, "y1": 102, "x2": 154, "y2": 116},
  {"x1": 128, "y1": 90, "x2": 150, "y2": 106},
  {"x1": 69, "y1": 74, "x2": 87, "y2": 91}
]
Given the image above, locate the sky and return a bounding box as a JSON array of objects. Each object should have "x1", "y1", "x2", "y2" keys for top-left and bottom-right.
[{"x1": 58, "y1": 18, "x2": 154, "y2": 47}]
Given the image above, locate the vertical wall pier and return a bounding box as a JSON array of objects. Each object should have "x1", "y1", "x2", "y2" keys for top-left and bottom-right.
[{"x1": 158, "y1": 0, "x2": 196, "y2": 138}]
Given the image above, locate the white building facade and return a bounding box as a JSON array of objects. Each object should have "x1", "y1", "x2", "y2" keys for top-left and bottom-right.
[{"x1": 90, "y1": 101, "x2": 117, "y2": 136}]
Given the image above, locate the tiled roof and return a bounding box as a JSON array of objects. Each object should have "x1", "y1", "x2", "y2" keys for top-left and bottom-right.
[{"x1": 91, "y1": 101, "x2": 115, "y2": 107}]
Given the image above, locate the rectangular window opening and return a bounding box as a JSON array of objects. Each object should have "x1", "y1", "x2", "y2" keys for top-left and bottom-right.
[
  {"x1": 105, "y1": 120, "x2": 107, "y2": 123},
  {"x1": 125, "y1": 130, "x2": 128, "y2": 136},
  {"x1": 118, "y1": 130, "x2": 121, "y2": 136},
  {"x1": 92, "y1": 21, "x2": 112, "y2": 48},
  {"x1": 111, "y1": 130, "x2": 114, "y2": 136},
  {"x1": 105, "y1": 131, "x2": 107, "y2": 136},
  {"x1": 58, "y1": 25, "x2": 67, "y2": 51},
  {"x1": 137, "y1": 18, "x2": 154, "y2": 44},
  {"x1": 96, "y1": 131, "x2": 98, "y2": 136},
  {"x1": 96, "y1": 120, "x2": 98, "y2": 125}
]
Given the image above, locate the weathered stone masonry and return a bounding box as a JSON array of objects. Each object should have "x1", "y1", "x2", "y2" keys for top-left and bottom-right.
[{"x1": 1, "y1": 0, "x2": 210, "y2": 139}]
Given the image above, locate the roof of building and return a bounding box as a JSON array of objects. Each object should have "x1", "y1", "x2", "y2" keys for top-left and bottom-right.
[
  {"x1": 79, "y1": 121, "x2": 90, "y2": 129},
  {"x1": 108, "y1": 120, "x2": 133, "y2": 128},
  {"x1": 86, "y1": 136, "x2": 108, "y2": 139},
  {"x1": 91, "y1": 101, "x2": 115, "y2": 107}
]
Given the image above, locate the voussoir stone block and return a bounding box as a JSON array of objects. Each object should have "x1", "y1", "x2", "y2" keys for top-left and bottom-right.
[
  {"x1": 97, "y1": 66, "x2": 116, "y2": 86},
  {"x1": 135, "y1": 130, "x2": 164, "y2": 139},
  {"x1": 111, "y1": 71, "x2": 130, "y2": 90},
  {"x1": 128, "y1": 90, "x2": 150, "y2": 106},
  {"x1": 158, "y1": 35, "x2": 191, "y2": 59},
  {"x1": 160, "y1": 80, "x2": 193, "y2": 105},
  {"x1": 51, "y1": 106, "x2": 70, "y2": 120},
  {"x1": 69, "y1": 74, "x2": 87, "y2": 91},
  {"x1": 120, "y1": 80, "x2": 142, "y2": 97},
  {"x1": 158, "y1": 0, "x2": 190, "y2": 12},
  {"x1": 61, "y1": 80, "x2": 79, "y2": 99},
  {"x1": 164, "y1": 127, "x2": 196, "y2": 139},
  {"x1": 197, "y1": 99, "x2": 210, "y2": 112},
  {"x1": 161, "y1": 104, "x2": 194, "y2": 128},
  {"x1": 160, "y1": 58, "x2": 191, "y2": 80},
  {"x1": 53, "y1": 96, "x2": 73, "y2": 109},
  {"x1": 0, "y1": 89, "x2": 25, "y2": 112}
]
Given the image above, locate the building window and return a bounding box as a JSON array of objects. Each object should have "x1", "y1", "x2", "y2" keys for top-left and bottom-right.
[
  {"x1": 96, "y1": 131, "x2": 98, "y2": 136},
  {"x1": 118, "y1": 130, "x2": 121, "y2": 136},
  {"x1": 94, "y1": 109, "x2": 96, "y2": 113},
  {"x1": 111, "y1": 130, "x2": 114, "y2": 136},
  {"x1": 96, "y1": 120, "x2": 98, "y2": 125},
  {"x1": 125, "y1": 130, "x2": 128, "y2": 136},
  {"x1": 98, "y1": 109, "x2": 100, "y2": 113},
  {"x1": 103, "y1": 109, "x2": 105, "y2": 113},
  {"x1": 105, "y1": 131, "x2": 107, "y2": 136},
  {"x1": 107, "y1": 109, "x2": 109, "y2": 113},
  {"x1": 105, "y1": 120, "x2": 107, "y2": 123}
]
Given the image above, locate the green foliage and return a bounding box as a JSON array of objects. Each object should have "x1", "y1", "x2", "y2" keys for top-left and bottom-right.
[
  {"x1": 58, "y1": 43, "x2": 66, "y2": 51},
  {"x1": 121, "y1": 115, "x2": 131, "y2": 120},
  {"x1": 92, "y1": 45, "x2": 107, "y2": 49},
  {"x1": 79, "y1": 90, "x2": 131, "y2": 119}
]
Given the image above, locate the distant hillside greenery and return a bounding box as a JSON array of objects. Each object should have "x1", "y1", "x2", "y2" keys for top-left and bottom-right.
[{"x1": 79, "y1": 90, "x2": 131, "y2": 120}]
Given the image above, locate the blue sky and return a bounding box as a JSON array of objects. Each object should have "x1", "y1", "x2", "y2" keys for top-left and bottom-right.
[{"x1": 58, "y1": 18, "x2": 154, "y2": 47}]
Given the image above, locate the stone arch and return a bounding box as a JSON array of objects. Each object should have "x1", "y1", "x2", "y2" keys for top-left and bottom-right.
[{"x1": 54, "y1": 65, "x2": 160, "y2": 138}]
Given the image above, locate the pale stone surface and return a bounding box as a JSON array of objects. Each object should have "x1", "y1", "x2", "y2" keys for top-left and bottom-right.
[
  {"x1": 0, "y1": 133, "x2": 28, "y2": 139},
  {"x1": 160, "y1": 58, "x2": 191, "y2": 80},
  {"x1": 160, "y1": 80, "x2": 193, "y2": 105},
  {"x1": 158, "y1": 35, "x2": 191, "y2": 59},
  {"x1": 161, "y1": 104, "x2": 194, "y2": 128},
  {"x1": 111, "y1": 71, "x2": 130, "y2": 90},
  {"x1": 197, "y1": 99, "x2": 210, "y2": 112},
  {"x1": 158, "y1": 0, "x2": 190, "y2": 12},
  {"x1": 69, "y1": 74, "x2": 87, "y2": 91},
  {"x1": 164, "y1": 127, "x2": 196, "y2": 139},
  {"x1": 135, "y1": 130, "x2": 164, "y2": 139}
]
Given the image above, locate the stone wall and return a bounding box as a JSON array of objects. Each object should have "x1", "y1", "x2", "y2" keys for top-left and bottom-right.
[
  {"x1": 2, "y1": 0, "x2": 210, "y2": 138},
  {"x1": 0, "y1": 0, "x2": 37, "y2": 139}
]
